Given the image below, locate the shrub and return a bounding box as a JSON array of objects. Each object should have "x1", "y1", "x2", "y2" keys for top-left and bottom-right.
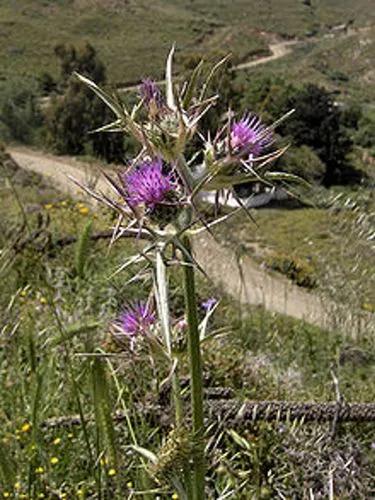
[
  {"x1": 276, "y1": 145, "x2": 326, "y2": 184},
  {"x1": 0, "y1": 78, "x2": 43, "y2": 144},
  {"x1": 354, "y1": 110, "x2": 375, "y2": 150},
  {"x1": 266, "y1": 252, "x2": 317, "y2": 289}
]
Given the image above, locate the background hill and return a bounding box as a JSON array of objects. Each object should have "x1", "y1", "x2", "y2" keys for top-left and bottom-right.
[{"x1": 0, "y1": 0, "x2": 374, "y2": 83}]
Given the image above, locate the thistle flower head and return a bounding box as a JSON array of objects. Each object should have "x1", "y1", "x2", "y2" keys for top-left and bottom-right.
[
  {"x1": 139, "y1": 78, "x2": 163, "y2": 108},
  {"x1": 116, "y1": 301, "x2": 155, "y2": 339},
  {"x1": 122, "y1": 158, "x2": 175, "y2": 209},
  {"x1": 230, "y1": 114, "x2": 273, "y2": 157}
]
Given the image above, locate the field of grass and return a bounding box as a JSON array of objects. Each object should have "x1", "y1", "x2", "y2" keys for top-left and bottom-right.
[
  {"x1": 0, "y1": 0, "x2": 374, "y2": 85},
  {"x1": 1, "y1": 148, "x2": 375, "y2": 498}
]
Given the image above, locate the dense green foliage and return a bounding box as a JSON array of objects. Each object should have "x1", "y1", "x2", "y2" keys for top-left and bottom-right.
[
  {"x1": 0, "y1": 78, "x2": 43, "y2": 144},
  {"x1": 45, "y1": 43, "x2": 124, "y2": 162},
  {"x1": 278, "y1": 84, "x2": 353, "y2": 185},
  {"x1": 237, "y1": 76, "x2": 367, "y2": 185}
]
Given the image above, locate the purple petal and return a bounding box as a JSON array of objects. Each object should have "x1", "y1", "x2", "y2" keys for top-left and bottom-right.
[
  {"x1": 230, "y1": 113, "x2": 273, "y2": 157},
  {"x1": 120, "y1": 158, "x2": 175, "y2": 209}
]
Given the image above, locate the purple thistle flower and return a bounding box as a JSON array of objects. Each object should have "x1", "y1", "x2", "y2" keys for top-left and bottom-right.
[
  {"x1": 139, "y1": 78, "x2": 163, "y2": 107},
  {"x1": 230, "y1": 114, "x2": 273, "y2": 157},
  {"x1": 201, "y1": 297, "x2": 217, "y2": 312},
  {"x1": 122, "y1": 158, "x2": 174, "y2": 209},
  {"x1": 116, "y1": 301, "x2": 155, "y2": 347}
]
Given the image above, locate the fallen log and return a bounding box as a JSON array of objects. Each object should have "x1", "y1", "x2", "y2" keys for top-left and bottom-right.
[{"x1": 42, "y1": 399, "x2": 375, "y2": 430}]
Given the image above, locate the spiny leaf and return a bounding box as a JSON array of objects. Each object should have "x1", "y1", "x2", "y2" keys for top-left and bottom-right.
[
  {"x1": 52, "y1": 321, "x2": 100, "y2": 346},
  {"x1": 182, "y1": 60, "x2": 204, "y2": 109},
  {"x1": 75, "y1": 218, "x2": 93, "y2": 278},
  {"x1": 165, "y1": 45, "x2": 176, "y2": 111},
  {"x1": 200, "y1": 54, "x2": 231, "y2": 101},
  {"x1": 130, "y1": 445, "x2": 158, "y2": 464},
  {"x1": 91, "y1": 358, "x2": 118, "y2": 467},
  {"x1": 75, "y1": 72, "x2": 124, "y2": 118}
]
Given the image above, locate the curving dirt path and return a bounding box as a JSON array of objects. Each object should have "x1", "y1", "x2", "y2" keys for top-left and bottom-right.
[
  {"x1": 234, "y1": 40, "x2": 300, "y2": 71},
  {"x1": 8, "y1": 147, "x2": 372, "y2": 336}
]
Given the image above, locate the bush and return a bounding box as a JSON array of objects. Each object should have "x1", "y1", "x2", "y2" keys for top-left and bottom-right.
[
  {"x1": 354, "y1": 110, "x2": 375, "y2": 149},
  {"x1": 266, "y1": 252, "x2": 317, "y2": 289},
  {"x1": 0, "y1": 78, "x2": 43, "y2": 144},
  {"x1": 276, "y1": 145, "x2": 326, "y2": 184}
]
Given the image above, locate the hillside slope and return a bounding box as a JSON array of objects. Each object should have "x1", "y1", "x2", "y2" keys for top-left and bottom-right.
[{"x1": 0, "y1": 0, "x2": 374, "y2": 83}]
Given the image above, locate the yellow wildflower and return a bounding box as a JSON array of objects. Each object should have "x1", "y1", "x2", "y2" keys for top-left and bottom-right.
[
  {"x1": 21, "y1": 423, "x2": 31, "y2": 433},
  {"x1": 60, "y1": 201, "x2": 68, "y2": 207},
  {"x1": 53, "y1": 437, "x2": 61, "y2": 445},
  {"x1": 171, "y1": 494, "x2": 179, "y2": 500},
  {"x1": 3, "y1": 493, "x2": 10, "y2": 498},
  {"x1": 362, "y1": 302, "x2": 374, "y2": 313},
  {"x1": 14, "y1": 482, "x2": 21, "y2": 490},
  {"x1": 126, "y1": 482, "x2": 133, "y2": 489},
  {"x1": 44, "y1": 204, "x2": 53, "y2": 210},
  {"x1": 50, "y1": 457, "x2": 59, "y2": 465},
  {"x1": 39, "y1": 297, "x2": 48, "y2": 305},
  {"x1": 20, "y1": 290, "x2": 27, "y2": 298},
  {"x1": 108, "y1": 468, "x2": 116, "y2": 477},
  {"x1": 78, "y1": 206, "x2": 89, "y2": 216},
  {"x1": 35, "y1": 467, "x2": 44, "y2": 474}
]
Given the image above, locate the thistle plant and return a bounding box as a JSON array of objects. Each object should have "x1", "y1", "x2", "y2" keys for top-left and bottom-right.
[{"x1": 73, "y1": 47, "x2": 301, "y2": 499}]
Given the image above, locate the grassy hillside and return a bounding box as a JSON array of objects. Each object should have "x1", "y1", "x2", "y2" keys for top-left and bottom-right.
[
  {"x1": 239, "y1": 25, "x2": 375, "y2": 103},
  {"x1": 0, "y1": 0, "x2": 374, "y2": 84}
]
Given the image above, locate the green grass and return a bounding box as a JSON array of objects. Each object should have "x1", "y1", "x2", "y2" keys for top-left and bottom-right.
[
  {"x1": 0, "y1": 154, "x2": 375, "y2": 497},
  {"x1": 0, "y1": 0, "x2": 373, "y2": 85}
]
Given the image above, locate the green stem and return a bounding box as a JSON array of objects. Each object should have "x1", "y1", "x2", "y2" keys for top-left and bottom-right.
[
  {"x1": 182, "y1": 235, "x2": 205, "y2": 500},
  {"x1": 155, "y1": 247, "x2": 183, "y2": 428}
]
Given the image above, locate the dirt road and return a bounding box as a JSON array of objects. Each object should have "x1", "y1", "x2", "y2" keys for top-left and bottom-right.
[
  {"x1": 234, "y1": 40, "x2": 299, "y2": 71},
  {"x1": 8, "y1": 147, "x2": 372, "y2": 336}
]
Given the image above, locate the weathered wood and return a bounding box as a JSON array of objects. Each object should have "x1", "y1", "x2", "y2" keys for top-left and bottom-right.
[
  {"x1": 210, "y1": 400, "x2": 375, "y2": 424},
  {"x1": 42, "y1": 399, "x2": 375, "y2": 430}
]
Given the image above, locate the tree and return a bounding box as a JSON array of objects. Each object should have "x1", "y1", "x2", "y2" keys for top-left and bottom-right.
[
  {"x1": 238, "y1": 74, "x2": 295, "y2": 122},
  {"x1": 279, "y1": 84, "x2": 353, "y2": 185},
  {"x1": 46, "y1": 42, "x2": 124, "y2": 163},
  {"x1": 54, "y1": 42, "x2": 106, "y2": 89}
]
